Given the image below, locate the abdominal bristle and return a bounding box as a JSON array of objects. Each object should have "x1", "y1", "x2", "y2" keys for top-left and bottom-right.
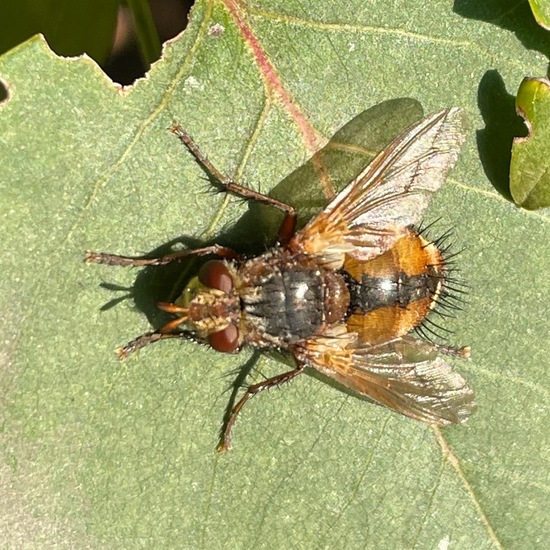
[{"x1": 415, "y1": 222, "x2": 468, "y2": 344}]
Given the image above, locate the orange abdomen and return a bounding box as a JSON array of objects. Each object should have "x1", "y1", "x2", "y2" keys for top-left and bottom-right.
[{"x1": 343, "y1": 230, "x2": 445, "y2": 344}]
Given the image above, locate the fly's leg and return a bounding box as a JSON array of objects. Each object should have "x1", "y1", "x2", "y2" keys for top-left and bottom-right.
[
  {"x1": 85, "y1": 246, "x2": 229, "y2": 358},
  {"x1": 171, "y1": 123, "x2": 297, "y2": 245},
  {"x1": 85, "y1": 244, "x2": 239, "y2": 267},
  {"x1": 115, "y1": 331, "x2": 193, "y2": 359},
  {"x1": 438, "y1": 345, "x2": 471, "y2": 358},
  {"x1": 218, "y1": 363, "x2": 306, "y2": 452},
  {"x1": 108, "y1": 303, "x2": 191, "y2": 359}
]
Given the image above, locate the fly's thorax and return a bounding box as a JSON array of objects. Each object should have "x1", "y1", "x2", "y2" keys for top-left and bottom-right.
[
  {"x1": 237, "y1": 249, "x2": 350, "y2": 347},
  {"x1": 343, "y1": 230, "x2": 446, "y2": 345}
]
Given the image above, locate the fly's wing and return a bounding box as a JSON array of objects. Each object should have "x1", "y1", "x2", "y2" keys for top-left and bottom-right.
[
  {"x1": 295, "y1": 328, "x2": 475, "y2": 425},
  {"x1": 289, "y1": 108, "x2": 467, "y2": 268}
]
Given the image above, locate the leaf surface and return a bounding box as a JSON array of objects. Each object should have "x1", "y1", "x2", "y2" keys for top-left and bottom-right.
[
  {"x1": 529, "y1": 0, "x2": 550, "y2": 30},
  {"x1": 511, "y1": 76, "x2": 550, "y2": 209},
  {"x1": 1, "y1": 2, "x2": 549, "y2": 548}
]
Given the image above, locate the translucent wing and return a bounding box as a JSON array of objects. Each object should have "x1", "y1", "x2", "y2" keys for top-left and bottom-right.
[
  {"x1": 295, "y1": 328, "x2": 475, "y2": 425},
  {"x1": 289, "y1": 108, "x2": 467, "y2": 268}
]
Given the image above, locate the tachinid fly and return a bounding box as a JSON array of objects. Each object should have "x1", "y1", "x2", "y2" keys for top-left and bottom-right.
[{"x1": 86, "y1": 108, "x2": 475, "y2": 450}]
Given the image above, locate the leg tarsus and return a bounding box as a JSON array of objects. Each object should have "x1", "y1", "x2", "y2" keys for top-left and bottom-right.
[
  {"x1": 116, "y1": 331, "x2": 190, "y2": 359},
  {"x1": 439, "y1": 344, "x2": 471, "y2": 359}
]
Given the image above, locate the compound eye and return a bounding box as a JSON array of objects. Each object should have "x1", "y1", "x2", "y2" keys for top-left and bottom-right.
[
  {"x1": 198, "y1": 260, "x2": 233, "y2": 293},
  {"x1": 208, "y1": 324, "x2": 239, "y2": 353}
]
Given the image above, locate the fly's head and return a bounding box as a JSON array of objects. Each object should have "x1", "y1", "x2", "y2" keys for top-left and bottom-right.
[{"x1": 173, "y1": 260, "x2": 242, "y2": 352}]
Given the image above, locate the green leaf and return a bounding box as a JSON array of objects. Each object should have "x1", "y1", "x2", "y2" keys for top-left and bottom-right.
[
  {"x1": 1, "y1": 2, "x2": 549, "y2": 548},
  {"x1": 511, "y1": 76, "x2": 550, "y2": 209},
  {"x1": 529, "y1": 0, "x2": 550, "y2": 30}
]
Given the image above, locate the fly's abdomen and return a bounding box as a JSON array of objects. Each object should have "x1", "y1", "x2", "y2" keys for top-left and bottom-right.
[
  {"x1": 343, "y1": 231, "x2": 446, "y2": 345},
  {"x1": 347, "y1": 271, "x2": 439, "y2": 312}
]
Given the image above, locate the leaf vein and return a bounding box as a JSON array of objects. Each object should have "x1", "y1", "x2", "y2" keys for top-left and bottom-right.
[
  {"x1": 433, "y1": 427, "x2": 504, "y2": 549},
  {"x1": 221, "y1": 0, "x2": 326, "y2": 161}
]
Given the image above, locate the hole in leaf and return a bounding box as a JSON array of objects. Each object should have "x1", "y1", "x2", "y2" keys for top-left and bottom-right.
[
  {"x1": 103, "y1": 0, "x2": 193, "y2": 85},
  {"x1": 0, "y1": 78, "x2": 9, "y2": 103}
]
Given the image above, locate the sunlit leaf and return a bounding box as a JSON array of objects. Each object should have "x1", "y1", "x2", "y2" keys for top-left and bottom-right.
[
  {"x1": 511, "y1": 76, "x2": 550, "y2": 209},
  {"x1": 528, "y1": 0, "x2": 550, "y2": 30},
  {"x1": 1, "y1": 2, "x2": 549, "y2": 548}
]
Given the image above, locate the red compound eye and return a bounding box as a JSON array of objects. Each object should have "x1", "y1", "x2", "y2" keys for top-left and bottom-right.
[
  {"x1": 198, "y1": 260, "x2": 233, "y2": 293},
  {"x1": 208, "y1": 324, "x2": 239, "y2": 353}
]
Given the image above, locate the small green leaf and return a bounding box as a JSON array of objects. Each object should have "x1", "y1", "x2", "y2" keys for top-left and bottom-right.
[
  {"x1": 511, "y1": 76, "x2": 550, "y2": 209},
  {"x1": 529, "y1": 0, "x2": 550, "y2": 30}
]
